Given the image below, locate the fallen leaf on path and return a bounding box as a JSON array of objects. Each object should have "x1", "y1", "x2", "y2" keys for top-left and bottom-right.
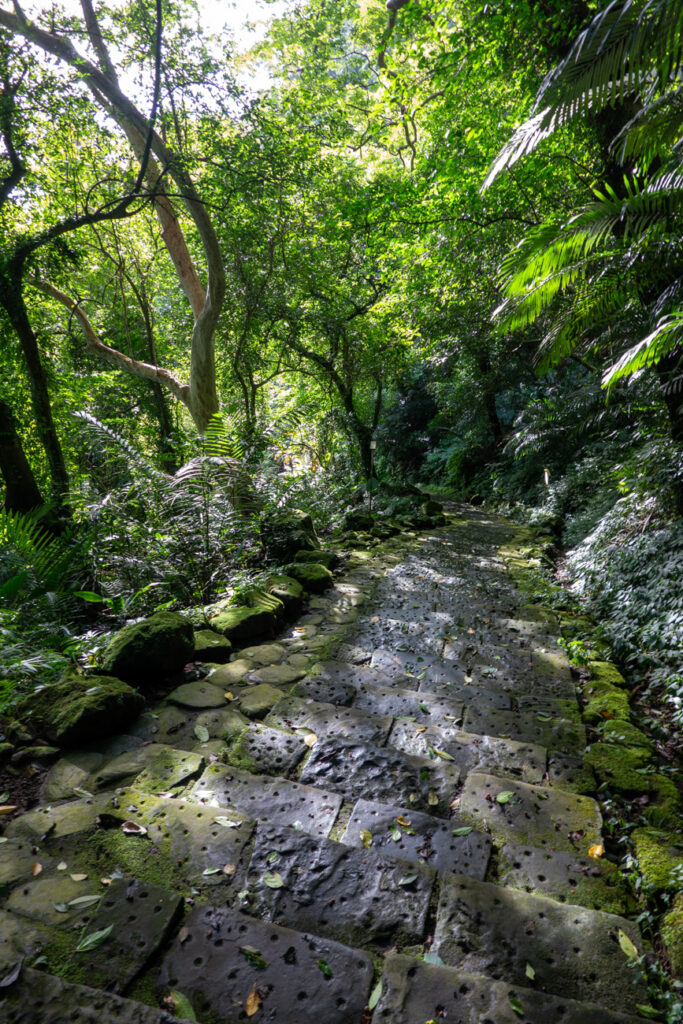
[
  {"x1": 69, "y1": 873, "x2": 88, "y2": 881},
  {"x1": 263, "y1": 871, "x2": 285, "y2": 888},
  {"x1": 246, "y1": 985, "x2": 263, "y2": 1017},
  {"x1": 618, "y1": 930, "x2": 639, "y2": 960},
  {"x1": 57, "y1": 861, "x2": 67, "y2": 871},
  {"x1": 304, "y1": 732, "x2": 317, "y2": 747},
  {"x1": 368, "y1": 980, "x2": 382, "y2": 1011},
  {"x1": 31, "y1": 863, "x2": 42, "y2": 877},
  {"x1": 0, "y1": 806, "x2": 18, "y2": 815},
  {"x1": 496, "y1": 790, "x2": 516, "y2": 805},
  {"x1": 588, "y1": 844, "x2": 604, "y2": 859},
  {"x1": 360, "y1": 829, "x2": 373, "y2": 848}
]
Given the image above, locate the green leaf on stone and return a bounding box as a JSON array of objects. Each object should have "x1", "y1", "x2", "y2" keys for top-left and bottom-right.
[
  {"x1": 618, "y1": 929, "x2": 639, "y2": 959},
  {"x1": 75, "y1": 924, "x2": 113, "y2": 953},
  {"x1": 0, "y1": 837, "x2": 7, "y2": 844},
  {"x1": 509, "y1": 996, "x2": 524, "y2": 1017},
  {"x1": 266, "y1": 851, "x2": 279, "y2": 864},
  {"x1": 53, "y1": 903, "x2": 68, "y2": 913},
  {"x1": 496, "y1": 790, "x2": 516, "y2": 804},
  {"x1": 635, "y1": 1006, "x2": 662, "y2": 1019},
  {"x1": 202, "y1": 867, "x2": 222, "y2": 876},
  {"x1": 67, "y1": 895, "x2": 100, "y2": 909},
  {"x1": 72, "y1": 787, "x2": 94, "y2": 799},
  {"x1": 452, "y1": 826, "x2": 474, "y2": 837},
  {"x1": 240, "y1": 946, "x2": 268, "y2": 970},
  {"x1": 434, "y1": 749, "x2": 455, "y2": 761},
  {"x1": 368, "y1": 980, "x2": 382, "y2": 1011},
  {"x1": 536, "y1": 714, "x2": 552, "y2": 722},
  {"x1": 525, "y1": 962, "x2": 536, "y2": 980},
  {"x1": 214, "y1": 817, "x2": 241, "y2": 828},
  {"x1": 423, "y1": 952, "x2": 445, "y2": 965},
  {"x1": 263, "y1": 871, "x2": 285, "y2": 888},
  {"x1": 0, "y1": 791, "x2": 9, "y2": 803},
  {"x1": 194, "y1": 724, "x2": 210, "y2": 743},
  {"x1": 389, "y1": 825, "x2": 401, "y2": 841},
  {"x1": 360, "y1": 829, "x2": 373, "y2": 848},
  {"x1": 171, "y1": 991, "x2": 197, "y2": 1021},
  {"x1": 419, "y1": 703, "x2": 430, "y2": 714},
  {"x1": 398, "y1": 873, "x2": 418, "y2": 887},
  {"x1": 317, "y1": 958, "x2": 332, "y2": 978}
]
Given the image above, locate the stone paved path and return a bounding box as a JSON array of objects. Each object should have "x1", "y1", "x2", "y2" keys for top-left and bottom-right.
[{"x1": 0, "y1": 507, "x2": 649, "y2": 1022}]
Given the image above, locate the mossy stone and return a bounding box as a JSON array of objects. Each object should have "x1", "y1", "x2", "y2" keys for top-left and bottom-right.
[
  {"x1": 293, "y1": 549, "x2": 338, "y2": 569},
  {"x1": 583, "y1": 683, "x2": 631, "y2": 724},
  {"x1": 102, "y1": 611, "x2": 194, "y2": 687},
  {"x1": 261, "y1": 509, "x2": 320, "y2": 562},
  {"x1": 283, "y1": 562, "x2": 334, "y2": 593},
  {"x1": 209, "y1": 604, "x2": 278, "y2": 642},
  {"x1": 421, "y1": 499, "x2": 443, "y2": 516},
  {"x1": 647, "y1": 774, "x2": 683, "y2": 826},
  {"x1": 233, "y1": 587, "x2": 285, "y2": 617},
  {"x1": 600, "y1": 720, "x2": 654, "y2": 751},
  {"x1": 588, "y1": 660, "x2": 628, "y2": 688},
  {"x1": 193, "y1": 629, "x2": 232, "y2": 662},
  {"x1": 13, "y1": 672, "x2": 144, "y2": 747},
  {"x1": 632, "y1": 828, "x2": 683, "y2": 893},
  {"x1": 236, "y1": 683, "x2": 285, "y2": 718},
  {"x1": 265, "y1": 574, "x2": 305, "y2": 614},
  {"x1": 342, "y1": 511, "x2": 374, "y2": 532},
  {"x1": 583, "y1": 743, "x2": 652, "y2": 792},
  {"x1": 662, "y1": 894, "x2": 683, "y2": 978},
  {"x1": 0, "y1": 741, "x2": 14, "y2": 762}
]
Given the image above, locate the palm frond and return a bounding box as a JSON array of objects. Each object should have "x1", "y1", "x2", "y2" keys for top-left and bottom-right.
[{"x1": 603, "y1": 309, "x2": 683, "y2": 384}]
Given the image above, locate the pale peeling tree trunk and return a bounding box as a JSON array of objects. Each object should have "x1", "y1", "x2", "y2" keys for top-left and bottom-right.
[{"x1": 0, "y1": 2, "x2": 225, "y2": 432}]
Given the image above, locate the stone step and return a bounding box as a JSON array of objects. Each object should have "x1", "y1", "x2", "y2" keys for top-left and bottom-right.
[
  {"x1": 191, "y1": 763, "x2": 342, "y2": 837},
  {"x1": 372, "y1": 953, "x2": 645, "y2": 1023},
  {"x1": 159, "y1": 905, "x2": 373, "y2": 1024},
  {"x1": 462, "y1": 705, "x2": 586, "y2": 753},
  {"x1": 0, "y1": 967, "x2": 187, "y2": 1024},
  {"x1": 243, "y1": 822, "x2": 435, "y2": 945},
  {"x1": 264, "y1": 694, "x2": 393, "y2": 746},
  {"x1": 341, "y1": 797, "x2": 492, "y2": 878},
  {"x1": 458, "y1": 772, "x2": 603, "y2": 851},
  {"x1": 388, "y1": 720, "x2": 547, "y2": 784},
  {"x1": 226, "y1": 722, "x2": 309, "y2": 776},
  {"x1": 351, "y1": 681, "x2": 465, "y2": 724},
  {"x1": 298, "y1": 736, "x2": 460, "y2": 816},
  {"x1": 432, "y1": 874, "x2": 647, "y2": 1012}
]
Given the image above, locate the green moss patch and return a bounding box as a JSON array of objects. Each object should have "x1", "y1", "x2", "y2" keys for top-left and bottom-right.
[
  {"x1": 209, "y1": 604, "x2": 278, "y2": 642},
  {"x1": 588, "y1": 660, "x2": 628, "y2": 689},
  {"x1": 102, "y1": 611, "x2": 194, "y2": 687},
  {"x1": 583, "y1": 743, "x2": 652, "y2": 792},
  {"x1": 283, "y1": 562, "x2": 334, "y2": 593},
  {"x1": 582, "y1": 683, "x2": 631, "y2": 724},
  {"x1": 600, "y1": 720, "x2": 654, "y2": 751},
  {"x1": 632, "y1": 828, "x2": 683, "y2": 893},
  {"x1": 662, "y1": 894, "x2": 683, "y2": 979}
]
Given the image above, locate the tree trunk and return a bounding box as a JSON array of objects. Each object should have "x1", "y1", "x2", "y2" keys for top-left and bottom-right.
[
  {"x1": 0, "y1": 397, "x2": 45, "y2": 514},
  {"x1": 1, "y1": 274, "x2": 70, "y2": 513}
]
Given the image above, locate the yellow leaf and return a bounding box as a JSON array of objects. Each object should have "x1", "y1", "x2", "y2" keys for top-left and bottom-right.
[
  {"x1": 57, "y1": 861, "x2": 67, "y2": 871},
  {"x1": 224, "y1": 691, "x2": 234, "y2": 701},
  {"x1": 70, "y1": 873, "x2": 87, "y2": 881},
  {"x1": 360, "y1": 829, "x2": 373, "y2": 848},
  {"x1": 223, "y1": 863, "x2": 237, "y2": 876},
  {"x1": 0, "y1": 805, "x2": 18, "y2": 815},
  {"x1": 32, "y1": 862, "x2": 42, "y2": 877},
  {"x1": 246, "y1": 986, "x2": 262, "y2": 1016},
  {"x1": 396, "y1": 816, "x2": 411, "y2": 827},
  {"x1": 618, "y1": 929, "x2": 639, "y2": 960},
  {"x1": 413, "y1": 726, "x2": 427, "y2": 736},
  {"x1": 428, "y1": 789, "x2": 439, "y2": 806},
  {"x1": 304, "y1": 733, "x2": 317, "y2": 747},
  {"x1": 588, "y1": 844, "x2": 604, "y2": 859}
]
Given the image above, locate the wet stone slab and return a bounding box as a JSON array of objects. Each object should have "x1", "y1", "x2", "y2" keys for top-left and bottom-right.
[
  {"x1": 459, "y1": 773, "x2": 602, "y2": 852},
  {"x1": 546, "y1": 753, "x2": 597, "y2": 794},
  {"x1": 85, "y1": 744, "x2": 203, "y2": 793},
  {"x1": 191, "y1": 764, "x2": 342, "y2": 837},
  {"x1": 146, "y1": 798, "x2": 255, "y2": 887},
  {"x1": 72, "y1": 877, "x2": 183, "y2": 990},
  {"x1": 158, "y1": 905, "x2": 373, "y2": 1024},
  {"x1": 6, "y1": 873, "x2": 103, "y2": 929},
  {"x1": 227, "y1": 723, "x2": 308, "y2": 776},
  {"x1": 351, "y1": 683, "x2": 464, "y2": 727},
  {"x1": 293, "y1": 674, "x2": 357, "y2": 707},
  {"x1": 372, "y1": 953, "x2": 644, "y2": 1024},
  {"x1": 0, "y1": 967, "x2": 182, "y2": 1024},
  {"x1": 245, "y1": 824, "x2": 434, "y2": 946},
  {"x1": 462, "y1": 707, "x2": 586, "y2": 754},
  {"x1": 342, "y1": 798, "x2": 491, "y2": 879},
  {"x1": 389, "y1": 722, "x2": 546, "y2": 784},
  {"x1": 42, "y1": 751, "x2": 104, "y2": 802},
  {"x1": 0, "y1": 911, "x2": 51, "y2": 972},
  {"x1": 418, "y1": 678, "x2": 512, "y2": 709},
  {"x1": 0, "y1": 839, "x2": 55, "y2": 887},
  {"x1": 6, "y1": 796, "x2": 109, "y2": 843},
  {"x1": 245, "y1": 663, "x2": 306, "y2": 686},
  {"x1": 298, "y1": 738, "x2": 460, "y2": 817},
  {"x1": 433, "y1": 874, "x2": 646, "y2": 1012},
  {"x1": 265, "y1": 696, "x2": 393, "y2": 746},
  {"x1": 236, "y1": 643, "x2": 286, "y2": 664},
  {"x1": 498, "y1": 841, "x2": 628, "y2": 914}
]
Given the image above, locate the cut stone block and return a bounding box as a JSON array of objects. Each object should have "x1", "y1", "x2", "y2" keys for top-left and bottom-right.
[
  {"x1": 245, "y1": 663, "x2": 306, "y2": 686},
  {"x1": 209, "y1": 604, "x2": 277, "y2": 642},
  {"x1": 433, "y1": 874, "x2": 646, "y2": 1012},
  {"x1": 158, "y1": 906, "x2": 373, "y2": 1024},
  {"x1": 462, "y1": 706, "x2": 586, "y2": 753},
  {"x1": 6, "y1": 796, "x2": 108, "y2": 843},
  {"x1": 42, "y1": 751, "x2": 103, "y2": 802},
  {"x1": 245, "y1": 824, "x2": 434, "y2": 945},
  {"x1": 7, "y1": 874, "x2": 102, "y2": 928},
  {"x1": 236, "y1": 642, "x2": 286, "y2": 664},
  {"x1": 0, "y1": 839, "x2": 55, "y2": 887},
  {"x1": 547, "y1": 752, "x2": 597, "y2": 794},
  {"x1": 227, "y1": 723, "x2": 308, "y2": 776},
  {"x1": 299, "y1": 738, "x2": 460, "y2": 817},
  {"x1": 72, "y1": 878, "x2": 182, "y2": 989},
  {"x1": 265, "y1": 695, "x2": 393, "y2": 746},
  {"x1": 372, "y1": 953, "x2": 644, "y2": 1024},
  {"x1": 166, "y1": 680, "x2": 227, "y2": 708},
  {"x1": 498, "y1": 841, "x2": 628, "y2": 914},
  {"x1": 518, "y1": 695, "x2": 582, "y2": 723},
  {"x1": 0, "y1": 967, "x2": 182, "y2": 1024},
  {"x1": 91, "y1": 745, "x2": 203, "y2": 794},
  {"x1": 146, "y1": 798, "x2": 255, "y2": 887},
  {"x1": 459, "y1": 774, "x2": 602, "y2": 852},
  {"x1": 294, "y1": 673, "x2": 357, "y2": 707},
  {"x1": 418, "y1": 678, "x2": 512, "y2": 709},
  {"x1": 191, "y1": 764, "x2": 342, "y2": 837},
  {"x1": 389, "y1": 722, "x2": 546, "y2": 784},
  {"x1": 342, "y1": 798, "x2": 491, "y2": 879},
  {"x1": 352, "y1": 683, "x2": 464, "y2": 727}
]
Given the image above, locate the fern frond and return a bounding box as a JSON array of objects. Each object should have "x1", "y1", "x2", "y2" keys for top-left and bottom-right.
[
  {"x1": 73, "y1": 411, "x2": 168, "y2": 482},
  {"x1": 603, "y1": 310, "x2": 683, "y2": 384}
]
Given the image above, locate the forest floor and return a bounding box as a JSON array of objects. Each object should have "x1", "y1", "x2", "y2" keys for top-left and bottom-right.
[{"x1": 0, "y1": 507, "x2": 654, "y2": 1022}]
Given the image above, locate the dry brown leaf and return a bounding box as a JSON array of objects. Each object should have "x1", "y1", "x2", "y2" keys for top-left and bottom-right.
[
  {"x1": 31, "y1": 863, "x2": 42, "y2": 877},
  {"x1": 121, "y1": 820, "x2": 147, "y2": 835},
  {"x1": 588, "y1": 844, "x2": 604, "y2": 859},
  {"x1": 224, "y1": 691, "x2": 234, "y2": 701},
  {"x1": 222, "y1": 863, "x2": 237, "y2": 876},
  {"x1": 179, "y1": 926, "x2": 190, "y2": 945},
  {"x1": 413, "y1": 726, "x2": 427, "y2": 736},
  {"x1": 101, "y1": 877, "x2": 112, "y2": 886},
  {"x1": 246, "y1": 985, "x2": 262, "y2": 1017},
  {"x1": 0, "y1": 806, "x2": 18, "y2": 815},
  {"x1": 371, "y1": 616, "x2": 380, "y2": 623}
]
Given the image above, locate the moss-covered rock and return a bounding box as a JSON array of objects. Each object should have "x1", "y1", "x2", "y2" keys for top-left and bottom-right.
[
  {"x1": 13, "y1": 672, "x2": 144, "y2": 747},
  {"x1": 421, "y1": 499, "x2": 443, "y2": 516},
  {"x1": 265, "y1": 574, "x2": 305, "y2": 614},
  {"x1": 342, "y1": 510, "x2": 374, "y2": 532},
  {"x1": 193, "y1": 629, "x2": 233, "y2": 662},
  {"x1": 283, "y1": 562, "x2": 334, "y2": 593},
  {"x1": 600, "y1": 720, "x2": 654, "y2": 751},
  {"x1": 0, "y1": 741, "x2": 14, "y2": 763},
  {"x1": 583, "y1": 682, "x2": 631, "y2": 723},
  {"x1": 588, "y1": 660, "x2": 628, "y2": 688},
  {"x1": 261, "y1": 509, "x2": 320, "y2": 563},
  {"x1": 583, "y1": 743, "x2": 652, "y2": 791},
  {"x1": 236, "y1": 683, "x2": 285, "y2": 718},
  {"x1": 646, "y1": 774, "x2": 683, "y2": 827},
  {"x1": 102, "y1": 611, "x2": 193, "y2": 687},
  {"x1": 662, "y1": 894, "x2": 683, "y2": 979},
  {"x1": 632, "y1": 828, "x2": 683, "y2": 893},
  {"x1": 293, "y1": 548, "x2": 339, "y2": 569},
  {"x1": 209, "y1": 604, "x2": 278, "y2": 643}
]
